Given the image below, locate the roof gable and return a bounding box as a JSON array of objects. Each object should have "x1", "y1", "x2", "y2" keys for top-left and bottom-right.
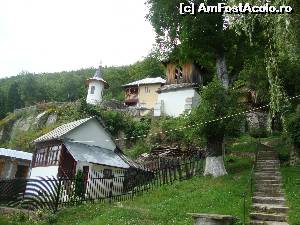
[{"x1": 33, "y1": 117, "x2": 93, "y2": 143}]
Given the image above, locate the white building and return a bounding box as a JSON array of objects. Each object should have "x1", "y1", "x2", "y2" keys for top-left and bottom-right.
[
  {"x1": 154, "y1": 83, "x2": 200, "y2": 117},
  {"x1": 154, "y1": 62, "x2": 205, "y2": 117},
  {"x1": 85, "y1": 65, "x2": 108, "y2": 105}
]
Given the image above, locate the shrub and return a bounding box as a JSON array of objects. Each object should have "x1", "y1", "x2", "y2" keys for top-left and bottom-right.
[
  {"x1": 125, "y1": 141, "x2": 151, "y2": 159},
  {"x1": 249, "y1": 127, "x2": 268, "y2": 138},
  {"x1": 287, "y1": 105, "x2": 300, "y2": 152}
]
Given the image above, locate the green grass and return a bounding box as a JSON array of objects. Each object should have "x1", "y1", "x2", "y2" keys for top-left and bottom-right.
[
  {"x1": 1, "y1": 156, "x2": 253, "y2": 225},
  {"x1": 226, "y1": 135, "x2": 260, "y2": 153},
  {"x1": 281, "y1": 166, "x2": 300, "y2": 225}
]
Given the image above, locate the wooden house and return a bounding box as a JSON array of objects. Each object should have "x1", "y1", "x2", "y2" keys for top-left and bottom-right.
[
  {"x1": 164, "y1": 62, "x2": 203, "y2": 85},
  {"x1": 0, "y1": 148, "x2": 32, "y2": 179},
  {"x1": 30, "y1": 117, "x2": 145, "y2": 197}
]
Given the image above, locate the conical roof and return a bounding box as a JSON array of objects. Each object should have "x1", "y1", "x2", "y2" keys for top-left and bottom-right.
[
  {"x1": 94, "y1": 65, "x2": 102, "y2": 78},
  {"x1": 85, "y1": 65, "x2": 109, "y2": 88}
]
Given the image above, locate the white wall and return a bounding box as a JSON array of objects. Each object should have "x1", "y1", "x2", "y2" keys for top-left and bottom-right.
[
  {"x1": 86, "y1": 80, "x2": 104, "y2": 105},
  {"x1": 155, "y1": 88, "x2": 200, "y2": 117},
  {"x1": 30, "y1": 166, "x2": 59, "y2": 178},
  {"x1": 66, "y1": 118, "x2": 116, "y2": 150}
]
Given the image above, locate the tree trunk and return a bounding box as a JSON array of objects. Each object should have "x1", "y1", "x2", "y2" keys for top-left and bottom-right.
[
  {"x1": 216, "y1": 50, "x2": 229, "y2": 89},
  {"x1": 204, "y1": 136, "x2": 227, "y2": 177}
]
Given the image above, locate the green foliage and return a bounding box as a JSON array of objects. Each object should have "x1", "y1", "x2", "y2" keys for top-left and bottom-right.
[
  {"x1": 190, "y1": 79, "x2": 244, "y2": 141},
  {"x1": 226, "y1": 135, "x2": 259, "y2": 153},
  {"x1": 249, "y1": 127, "x2": 268, "y2": 139},
  {"x1": 281, "y1": 166, "x2": 300, "y2": 224},
  {"x1": 125, "y1": 141, "x2": 151, "y2": 159},
  {"x1": 80, "y1": 101, "x2": 152, "y2": 140},
  {"x1": 287, "y1": 106, "x2": 300, "y2": 150},
  {"x1": 124, "y1": 118, "x2": 151, "y2": 142},
  {"x1": 238, "y1": 56, "x2": 270, "y2": 105},
  {"x1": 147, "y1": 116, "x2": 202, "y2": 150},
  {"x1": 7, "y1": 82, "x2": 23, "y2": 112},
  {"x1": 74, "y1": 170, "x2": 85, "y2": 200}
]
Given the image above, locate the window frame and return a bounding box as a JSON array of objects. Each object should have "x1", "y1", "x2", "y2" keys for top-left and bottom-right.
[{"x1": 90, "y1": 86, "x2": 96, "y2": 94}]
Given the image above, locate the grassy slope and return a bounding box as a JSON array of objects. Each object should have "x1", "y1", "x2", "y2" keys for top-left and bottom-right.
[
  {"x1": 0, "y1": 157, "x2": 252, "y2": 225},
  {"x1": 281, "y1": 166, "x2": 300, "y2": 225}
]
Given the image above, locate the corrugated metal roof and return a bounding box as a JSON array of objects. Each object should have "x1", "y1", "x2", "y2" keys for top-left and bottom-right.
[
  {"x1": 0, "y1": 148, "x2": 32, "y2": 161},
  {"x1": 33, "y1": 117, "x2": 93, "y2": 143},
  {"x1": 64, "y1": 141, "x2": 130, "y2": 169},
  {"x1": 122, "y1": 77, "x2": 166, "y2": 87}
]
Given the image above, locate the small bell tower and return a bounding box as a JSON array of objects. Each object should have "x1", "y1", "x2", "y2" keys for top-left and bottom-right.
[{"x1": 85, "y1": 62, "x2": 108, "y2": 105}]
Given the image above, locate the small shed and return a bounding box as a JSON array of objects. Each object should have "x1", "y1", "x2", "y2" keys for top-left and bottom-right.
[{"x1": 0, "y1": 148, "x2": 32, "y2": 179}]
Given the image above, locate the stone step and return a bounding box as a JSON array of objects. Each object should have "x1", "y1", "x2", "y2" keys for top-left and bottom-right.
[
  {"x1": 256, "y1": 180, "x2": 281, "y2": 185},
  {"x1": 256, "y1": 165, "x2": 280, "y2": 168},
  {"x1": 252, "y1": 196, "x2": 286, "y2": 205},
  {"x1": 250, "y1": 220, "x2": 289, "y2": 225},
  {"x1": 256, "y1": 169, "x2": 280, "y2": 173},
  {"x1": 255, "y1": 174, "x2": 281, "y2": 179},
  {"x1": 255, "y1": 184, "x2": 282, "y2": 190},
  {"x1": 254, "y1": 192, "x2": 284, "y2": 198},
  {"x1": 256, "y1": 160, "x2": 279, "y2": 163},
  {"x1": 257, "y1": 158, "x2": 278, "y2": 161},
  {"x1": 256, "y1": 164, "x2": 280, "y2": 167},
  {"x1": 257, "y1": 152, "x2": 277, "y2": 155},
  {"x1": 256, "y1": 163, "x2": 279, "y2": 166},
  {"x1": 256, "y1": 159, "x2": 279, "y2": 162},
  {"x1": 255, "y1": 171, "x2": 281, "y2": 175},
  {"x1": 255, "y1": 176, "x2": 281, "y2": 181},
  {"x1": 250, "y1": 212, "x2": 287, "y2": 222},
  {"x1": 257, "y1": 155, "x2": 278, "y2": 159},
  {"x1": 252, "y1": 203, "x2": 289, "y2": 214},
  {"x1": 256, "y1": 163, "x2": 280, "y2": 167},
  {"x1": 255, "y1": 187, "x2": 282, "y2": 194}
]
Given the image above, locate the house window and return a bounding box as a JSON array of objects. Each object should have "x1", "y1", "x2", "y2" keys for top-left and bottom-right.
[
  {"x1": 90, "y1": 86, "x2": 95, "y2": 94},
  {"x1": 103, "y1": 169, "x2": 114, "y2": 179},
  {"x1": 144, "y1": 86, "x2": 150, "y2": 93},
  {"x1": 175, "y1": 66, "x2": 183, "y2": 83},
  {"x1": 33, "y1": 145, "x2": 62, "y2": 167}
]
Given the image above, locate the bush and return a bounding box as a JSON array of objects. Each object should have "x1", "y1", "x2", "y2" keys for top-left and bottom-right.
[
  {"x1": 249, "y1": 127, "x2": 268, "y2": 138},
  {"x1": 125, "y1": 141, "x2": 151, "y2": 159},
  {"x1": 287, "y1": 105, "x2": 300, "y2": 153}
]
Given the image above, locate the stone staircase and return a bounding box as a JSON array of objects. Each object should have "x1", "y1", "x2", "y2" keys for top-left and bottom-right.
[{"x1": 250, "y1": 148, "x2": 289, "y2": 225}]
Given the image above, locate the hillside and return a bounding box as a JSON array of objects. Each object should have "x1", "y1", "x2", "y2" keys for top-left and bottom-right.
[{"x1": 0, "y1": 56, "x2": 165, "y2": 120}]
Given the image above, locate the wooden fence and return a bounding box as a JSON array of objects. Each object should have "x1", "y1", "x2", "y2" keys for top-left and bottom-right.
[{"x1": 0, "y1": 155, "x2": 203, "y2": 213}]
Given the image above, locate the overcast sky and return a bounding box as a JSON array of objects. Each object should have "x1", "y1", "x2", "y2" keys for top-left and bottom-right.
[{"x1": 0, "y1": 0, "x2": 156, "y2": 78}]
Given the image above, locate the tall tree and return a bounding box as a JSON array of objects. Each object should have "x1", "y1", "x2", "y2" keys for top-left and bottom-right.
[
  {"x1": 7, "y1": 82, "x2": 23, "y2": 112},
  {"x1": 147, "y1": 0, "x2": 243, "y2": 176},
  {"x1": 0, "y1": 90, "x2": 7, "y2": 119},
  {"x1": 146, "y1": 0, "x2": 241, "y2": 88},
  {"x1": 189, "y1": 79, "x2": 243, "y2": 176}
]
